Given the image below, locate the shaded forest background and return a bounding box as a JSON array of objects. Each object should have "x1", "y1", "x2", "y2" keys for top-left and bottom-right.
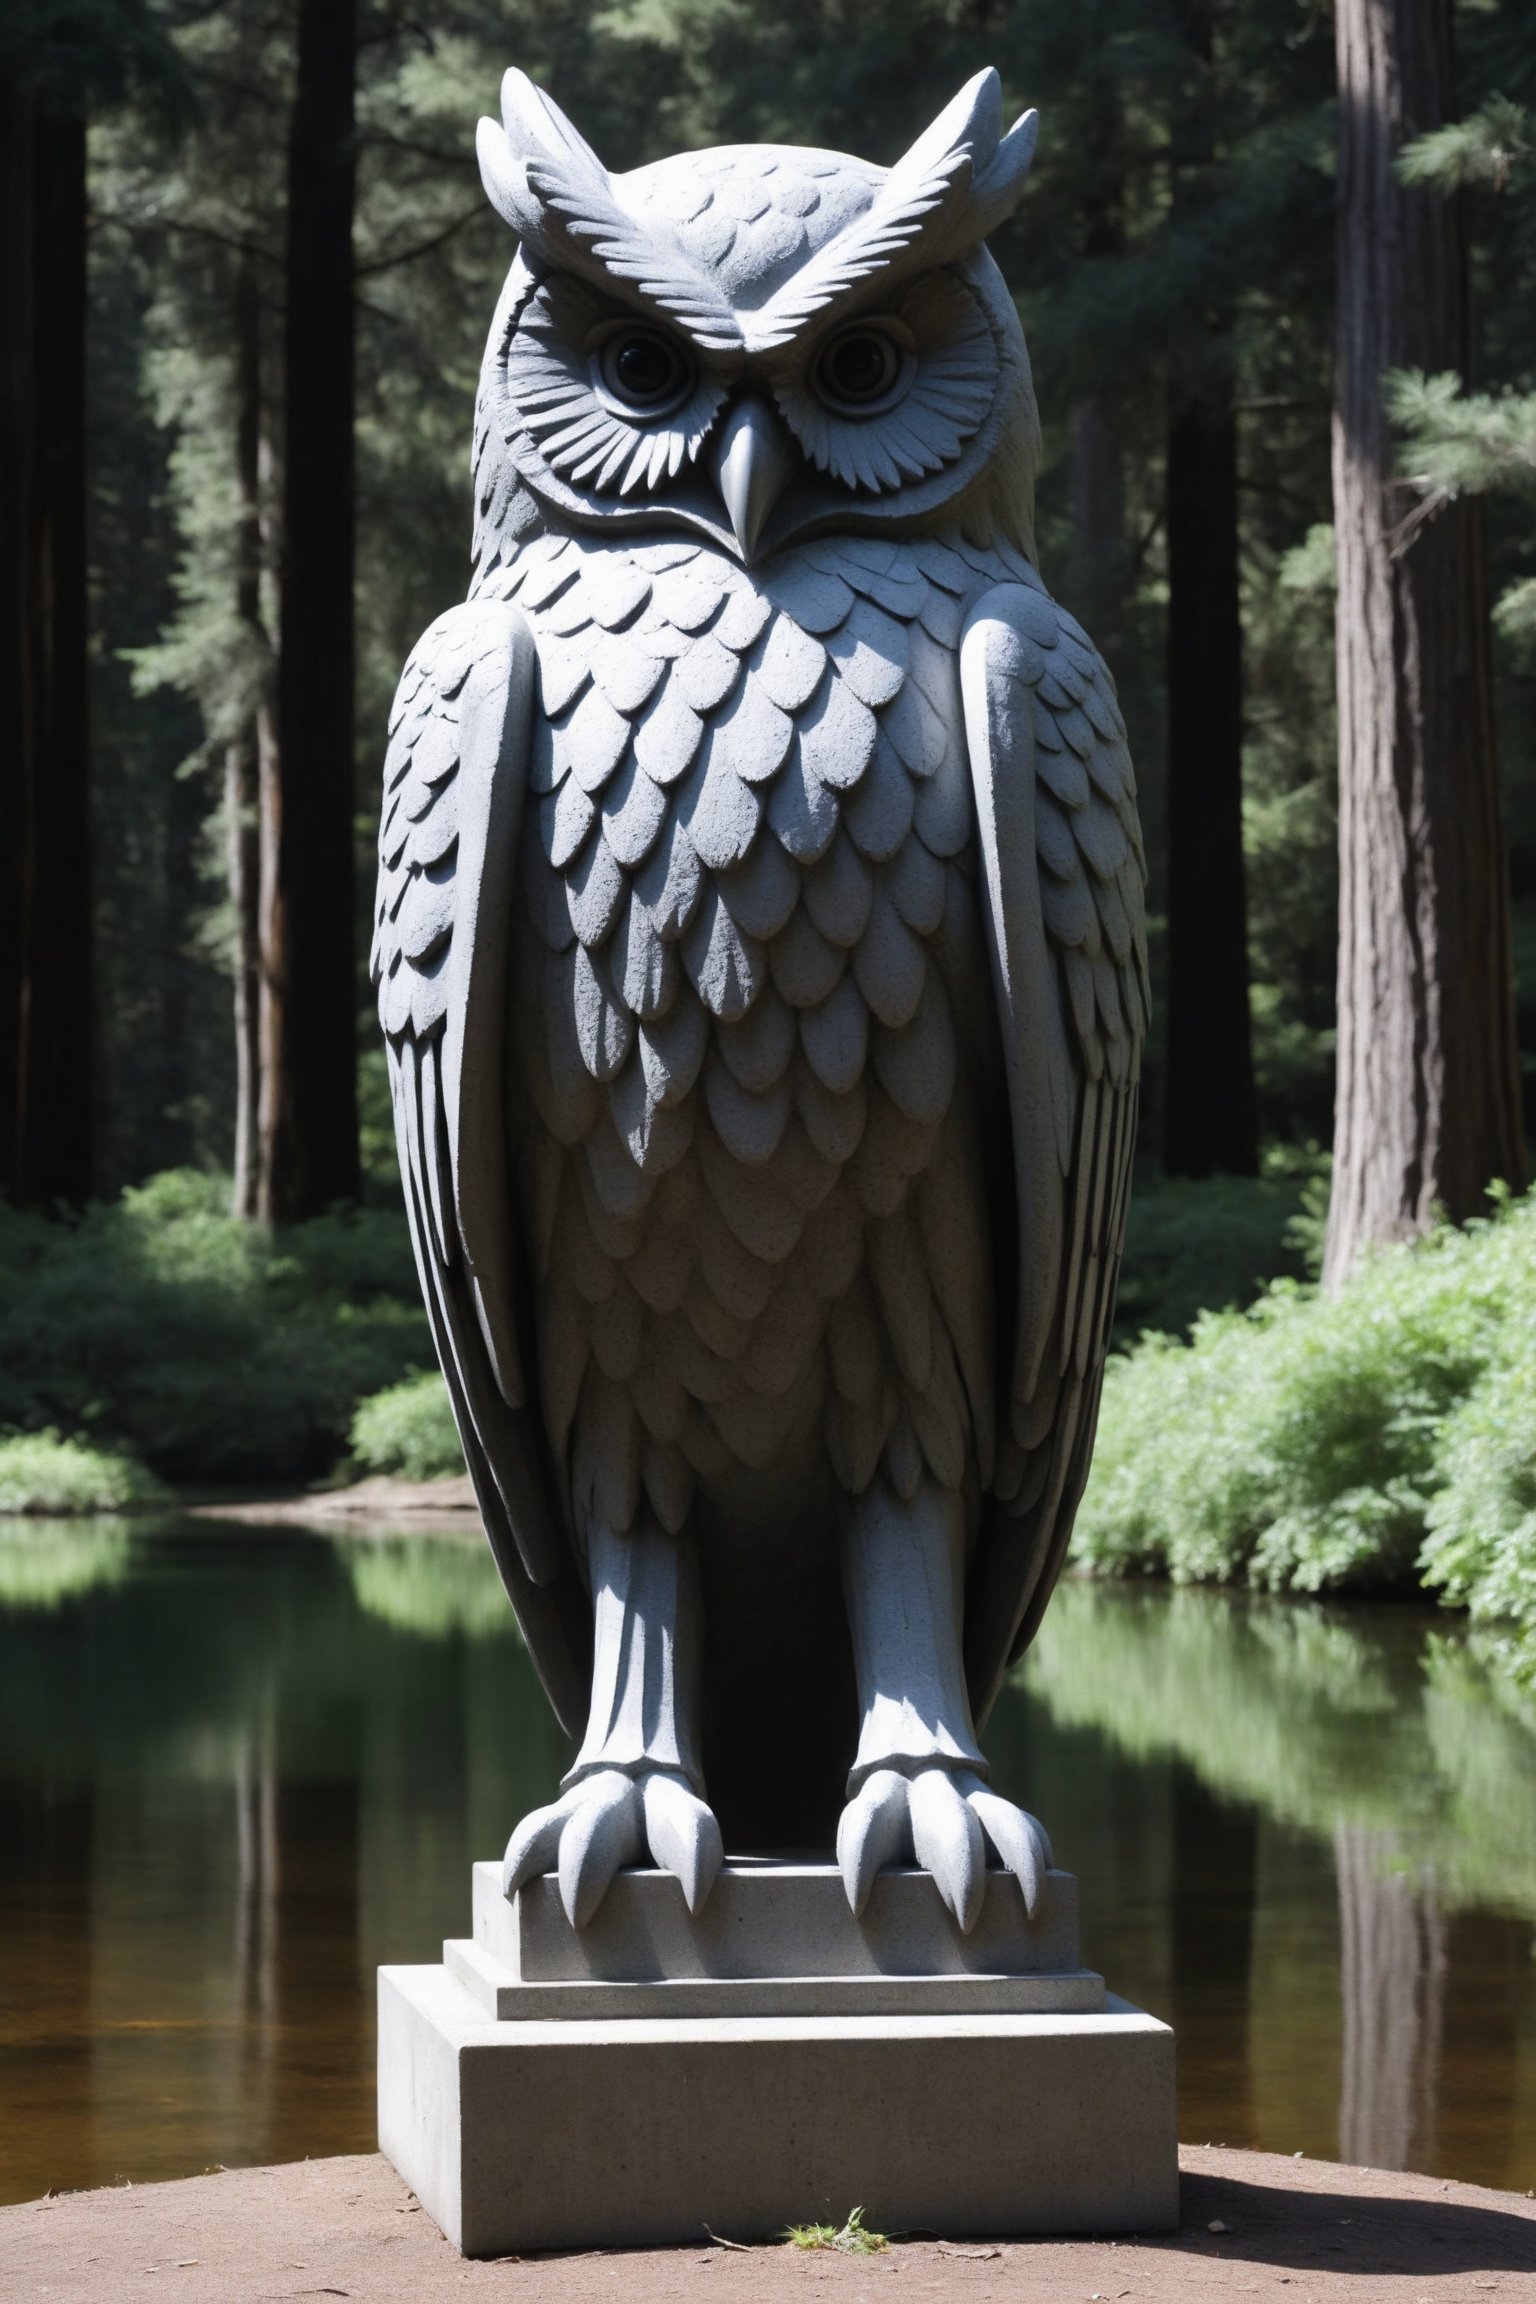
[
  {"x1": 7, "y1": 0, "x2": 1532, "y2": 1208},
  {"x1": 4, "y1": 0, "x2": 1536, "y2": 1528}
]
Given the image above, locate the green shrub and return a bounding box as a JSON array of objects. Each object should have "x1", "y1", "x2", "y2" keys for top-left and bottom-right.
[
  {"x1": 1423, "y1": 1358, "x2": 1536, "y2": 1637},
  {"x1": 351, "y1": 1370, "x2": 463, "y2": 1481},
  {"x1": 0, "y1": 1170, "x2": 432, "y2": 1484},
  {"x1": 1076, "y1": 1188, "x2": 1536, "y2": 1664},
  {"x1": 1112, "y1": 1147, "x2": 1323, "y2": 1343},
  {"x1": 0, "y1": 1431, "x2": 162, "y2": 1514}
]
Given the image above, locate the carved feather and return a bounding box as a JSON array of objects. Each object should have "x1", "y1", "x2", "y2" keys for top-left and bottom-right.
[
  {"x1": 745, "y1": 71, "x2": 1038, "y2": 349},
  {"x1": 478, "y1": 73, "x2": 742, "y2": 350},
  {"x1": 958, "y1": 581, "x2": 1146, "y2": 1722}
]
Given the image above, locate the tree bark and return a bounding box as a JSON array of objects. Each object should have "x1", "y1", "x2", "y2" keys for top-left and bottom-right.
[
  {"x1": 0, "y1": 78, "x2": 93, "y2": 1206},
  {"x1": 1068, "y1": 83, "x2": 1129, "y2": 663},
  {"x1": 1324, "y1": 0, "x2": 1525, "y2": 1287},
  {"x1": 1161, "y1": 0, "x2": 1259, "y2": 1179},
  {"x1": 263, "y1": 0, "x2": 359, "y2": 1222},
  {"x1": 228, "y1": 249, "x2": 268, "y2": 1222}
]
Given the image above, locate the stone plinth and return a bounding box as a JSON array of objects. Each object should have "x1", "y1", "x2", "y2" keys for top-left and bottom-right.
[{"x1": 378, "y1": 1861, "x2": 1177, "y2": 2256}]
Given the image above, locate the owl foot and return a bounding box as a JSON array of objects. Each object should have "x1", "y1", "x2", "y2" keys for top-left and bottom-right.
[
  {"x1": 501, "y1": 1766, "x2": 724, "y2": 1929},
  {"x1": 836, "y1": 1764, "x2": 1052, "y2": 1935}
]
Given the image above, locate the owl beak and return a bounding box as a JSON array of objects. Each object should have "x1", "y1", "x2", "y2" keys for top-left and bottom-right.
[{"x1": 711, "y1": 394, "x2": 797, "y2": 562}]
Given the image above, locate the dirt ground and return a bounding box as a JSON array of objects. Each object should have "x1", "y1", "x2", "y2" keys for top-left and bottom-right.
[
  {"x1": 3, "y1": 2147, "x2": 1534, "y2": 2304},
  {"x1": 189, "y1": 1473, "x2": 480, "y2": 1525}
]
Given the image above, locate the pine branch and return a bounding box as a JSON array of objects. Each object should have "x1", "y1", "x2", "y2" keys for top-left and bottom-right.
[
  {"x1": 1396, "y1": 98, "x2": 1532, "y2": 195},
  {"x1": 354, "y1": 202, "x2": 482, "y2": 277},
  {"x1": 1389, "y1": 370, "x2": 1536, "y2": 503}
]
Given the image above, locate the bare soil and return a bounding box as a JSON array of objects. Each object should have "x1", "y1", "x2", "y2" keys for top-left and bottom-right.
[
  {"x1": 4, "y1": 2147, "x2": 1533, "y2": 2303},
  {"x1": 189, "y1": 1473, "x2": 480, "y2": 1525}
]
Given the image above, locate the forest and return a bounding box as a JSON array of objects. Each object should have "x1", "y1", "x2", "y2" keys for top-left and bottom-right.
[{"x1": 4, "y1": 0, "x2": 1536, "y2": 1658}]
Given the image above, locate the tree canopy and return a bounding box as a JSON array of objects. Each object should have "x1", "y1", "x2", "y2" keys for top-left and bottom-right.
[{"x1": 3, "y1": 0, "x2": 1529, "y2": 1209}]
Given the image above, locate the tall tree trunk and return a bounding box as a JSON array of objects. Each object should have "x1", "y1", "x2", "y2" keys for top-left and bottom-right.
[
  {"x1": 1161, "y1": 0, "x2": 1259, "y2": 1180},
  {"x1": 228, "y1": 252, "x2": 268, "y2": 1222},
  {"x1": 1068, "y1": 88, "x2": 1128, "y2": 662},
  {"x1": 263, "y1": 0, "x2": 358, "y2": 1222},
  {"x1": 1163, "y1": 369, "x2": 1258, "y2": 1176},
  {"x1": 1324, "y1": 0, "x2": 1525, "y2": 1287},
  {"x1": 1070, "y1": 399, "x2": 1126, "y2": 639},
  {"x1": 0, "y1": 79, "x2": 93, "y2": 1206}
]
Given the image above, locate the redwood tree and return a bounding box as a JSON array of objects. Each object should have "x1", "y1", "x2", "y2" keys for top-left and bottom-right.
[
  {"x1": 1324, "y1": 0, "x2": 1525, "y2": 1287},
  {"x1": 264, "y1": 0, "x2": 359, "y2": 1221},
  {"x1": 229, "y1": 246, "x2": 270, "y2": 1222},
  {"x1": 0, "y1": 70, "x2": 93, "y2": 1207},
  {"x1": 1161, "y1": 0, "x2": 1259, "y2": 1180}
]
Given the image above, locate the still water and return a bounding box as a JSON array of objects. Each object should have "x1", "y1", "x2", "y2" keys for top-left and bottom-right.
[{"x1": 2, "y1": 1514, "x2": 1535, "y2": 2206}]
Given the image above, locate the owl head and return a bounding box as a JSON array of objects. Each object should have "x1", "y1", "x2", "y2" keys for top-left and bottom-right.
[{"x1": 472, "y1": 70, "x2": 1041, "y2": 571}]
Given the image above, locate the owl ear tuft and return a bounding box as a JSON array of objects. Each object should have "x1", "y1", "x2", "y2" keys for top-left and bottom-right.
[
  {"x1": 971, "y1": 107, "x2": 1039, "y2": 231},
  {"x1": 477, "y1": 116, "x2": 539, "y2": 239},
  {"x1": 904, "y1": 68, "x2": 1004, "y2": 186},
  {"x1": 498, "y1": 67, "x2": 610, "y2": 178},
  {"x1": 476, "y1": 67, "x2": 743, "y2": 349},
  {"x1": 478, "y1": 69, "x2": 611, "y2": 241},
  {"x1": 745, "y1": 69, "x2": 1038, "y2": 351},
  {"x1": 899, "y1": 69, "x2": 1037, "y2": 233}
]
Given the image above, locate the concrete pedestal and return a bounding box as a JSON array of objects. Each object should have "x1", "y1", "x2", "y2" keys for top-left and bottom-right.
[{"x1": 378, "y1": 1862, "x2": 1177, "y2": 2256}]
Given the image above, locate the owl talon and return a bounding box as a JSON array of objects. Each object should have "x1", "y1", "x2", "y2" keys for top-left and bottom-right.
[
  {"x1": 836, "y1": 1762, "x2": 1052, "y2": 1933},
  {"x1": 911, "y1": 1765, "x2": 987, "y2": 1932},
  {"x1": 956, "y1": 1768, "x2": 1052, "y2": 1919},
  {"x1": 642, "y1": 1771, "x2": 724, "y2": 1915},
  {"x1": 837, "y1": 1768, "x2": 909, "y2": 1917},
  {"x1": 501, "y1": 1765, "x2": 723, "y2": 1926}
]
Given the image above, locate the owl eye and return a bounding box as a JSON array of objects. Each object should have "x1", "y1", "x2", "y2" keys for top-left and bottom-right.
[
  {"x1": 596, "y1": 326, "x2": 693, "y2": 417},
  {"x1": 813, "y1": 323, "x2": 910, "y2": 416}
]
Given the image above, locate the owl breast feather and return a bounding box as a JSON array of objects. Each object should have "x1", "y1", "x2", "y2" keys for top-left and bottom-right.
[{"x1": 500, "y1": 527, "x2": 1043, "y2": 1518}]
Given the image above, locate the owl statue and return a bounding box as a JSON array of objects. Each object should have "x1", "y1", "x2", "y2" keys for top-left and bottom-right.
[{"x1": 374, "y1": 68, "x2": 1148, "y2": 1937}]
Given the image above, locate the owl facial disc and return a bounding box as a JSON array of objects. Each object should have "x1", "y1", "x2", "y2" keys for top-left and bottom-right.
[{"x1": 474, "y1": 70, "x2": 1046, "y2": 565}]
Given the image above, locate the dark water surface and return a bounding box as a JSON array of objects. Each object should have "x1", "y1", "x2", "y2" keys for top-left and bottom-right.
[{"x1": 2, "y1": 1515, "x2": 1534, "y2": 2205}]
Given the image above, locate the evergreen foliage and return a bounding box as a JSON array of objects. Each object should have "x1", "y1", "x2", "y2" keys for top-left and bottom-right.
[
  {"x1": 0, "y1": 1432, "x2": 161, "y2": 1515},
  {"x1": 1075, "y1": 1189, "x2": 1536, "y2": 1666},
  {"x1": 1111, "y1": 1150, "x2": 1323, "y2": 1341},
  {"x1": 351, "y1": 1369, "x2": 465, "y2": 1482},
  {"x1": 4, "y1": 0, "x2": 1535, "y2": 1630},
  {"x1": 1390, "y1": 77, "x2": 1536, "y2": 661},
  {"x1": 67, "y1": 0, "x2": 1536, "y2": 1186},
  {"x1": 0, "y1": 1170, "x2": 429, "y2": 1482}
]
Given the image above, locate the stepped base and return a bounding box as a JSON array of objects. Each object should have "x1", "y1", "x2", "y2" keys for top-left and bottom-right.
[{"x1": 377, "y1": 1861, "x2": 1177, "y2": 2255}]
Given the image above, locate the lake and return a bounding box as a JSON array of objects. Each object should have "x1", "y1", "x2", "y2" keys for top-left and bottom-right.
[{"x1": 2, "y1": 1514, "x2": 1534, "y2": 2207}]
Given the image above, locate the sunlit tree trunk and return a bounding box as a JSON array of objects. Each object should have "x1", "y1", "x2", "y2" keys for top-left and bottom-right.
[
  {"x1": 0, "y1": 77, "x2": 93, "y2": 1206},
  {"x1": 229, "y1": 249, "x2": 269, "y2": 1221},
  {"x1": 1162, "y1": 0, "x2": 1258, "y2": 1180},
  {"x1": 264, "y1": 0, "x2": 359, "y2": 1222},
  {"x1": 1324, "y1": 0, "x2": 1524, "y2": 1288}
]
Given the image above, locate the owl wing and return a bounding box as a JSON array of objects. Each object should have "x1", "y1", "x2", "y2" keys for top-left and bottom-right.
[
  {"x1": 373, "y1": 597, "x2": 590, "y2": 1735},
  {"x1": 957, "y1": 584, "x2": 1149, "y2": 1723}
]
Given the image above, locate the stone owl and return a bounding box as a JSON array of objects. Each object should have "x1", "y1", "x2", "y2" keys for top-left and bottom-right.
[{"x1": 373, "y1": 68, "x2": 1148, "y2": 1935}]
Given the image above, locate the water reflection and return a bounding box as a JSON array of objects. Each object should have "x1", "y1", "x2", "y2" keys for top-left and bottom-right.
[
  {"x1": 0, "y1": 1517, "x2": 131, "y2": 1611},
  {"x1": 345, "y1": 1529, "x2": 523, "y2": 1641},
  {"x1": 1014, "y1": 1582, "x2": 1536, "y2": 2190},
  {"x1": 1, "y1": 1523, "x2": 1533, "y2": 2204}
]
